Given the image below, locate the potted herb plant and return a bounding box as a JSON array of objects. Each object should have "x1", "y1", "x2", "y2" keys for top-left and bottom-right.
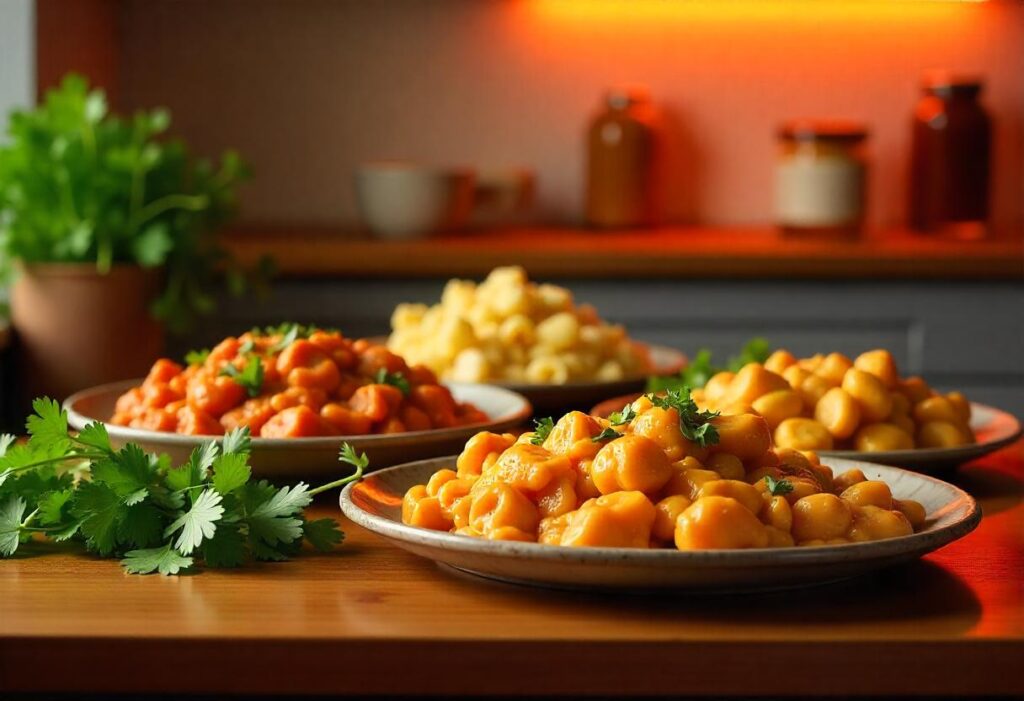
[{"x1": 0, "y1": 74, "x2": 257, "y2": 402}]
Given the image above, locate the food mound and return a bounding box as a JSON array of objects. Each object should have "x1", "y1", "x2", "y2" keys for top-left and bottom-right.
[
  {"x1": 696, "y1": 348, "x2": 975, "y2": 452},
  {"x1": 402, "y1": 394, "x2": 926, "y2": 550},
  {"x1": 388, "y1": 266, "x2": 653, "y2": 384},
  {"x1": 111, "y1": 326, "x2": 489, "y2": 437}
]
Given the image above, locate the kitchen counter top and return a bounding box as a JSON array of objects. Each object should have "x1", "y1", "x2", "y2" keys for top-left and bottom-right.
[
  {"x1": 224, "y1": 226, "x2": 1024, "y2": 280},
  {"x1": 2, "y1": 442, "x2": 1022, "y2": 697}
]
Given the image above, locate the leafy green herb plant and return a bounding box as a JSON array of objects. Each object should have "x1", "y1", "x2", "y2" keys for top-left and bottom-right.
[
  {"x1": 0, "y1": 399, "x2": 365, "y2": 575},
  {"x1": 647, "y1": 338, "x2": 772, "y2": 392},
  {"x1": 0, "y1": 74, "x2": 265, "y2": 331},
  {"x1": 645, "y1": 388, "x2": 722, "y2": 448}
]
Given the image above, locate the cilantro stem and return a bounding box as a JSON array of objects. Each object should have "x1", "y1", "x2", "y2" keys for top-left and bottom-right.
[
  {"x1": 2, "y1": 451, "x2": 107, "y2": 474},
  {"x1": 20, "y1": 508, "x2": 39, "y2": 529},
  {"x1": 308, "y1": 463, "x2": 364, "y2": 497},
  {"x1": 133, "y1": 193, "x2": 209, "y2": 228}
]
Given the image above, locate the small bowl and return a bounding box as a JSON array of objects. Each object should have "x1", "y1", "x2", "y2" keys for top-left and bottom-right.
[{"x1": 355, "y1": 162, "x2": 476, "y2": 240}]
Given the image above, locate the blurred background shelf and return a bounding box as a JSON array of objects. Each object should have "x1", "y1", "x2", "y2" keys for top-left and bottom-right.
[{"x1": 224, "y1": 226, "x2": 1024, "y2": 279}]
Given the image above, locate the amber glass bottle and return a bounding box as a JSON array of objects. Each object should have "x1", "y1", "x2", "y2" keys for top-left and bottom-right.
[
  {"x1": 585, "y1": 88, "x2": 658, "y2": 229},
  {"x1": 909, "y1": 75, "x2": 992, "y2": 239}
]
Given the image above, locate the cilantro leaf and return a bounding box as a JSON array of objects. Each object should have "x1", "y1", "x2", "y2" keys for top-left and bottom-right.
[
  {"x1": 607, "y1": 403, "x2": 637, "y2": 426},
  {"x1": 164, "y1": 489, "x2": 224, "y2": 555},
  {"x1": 91, "y1": 443, "x2": 153, "y2": 499},
  {"x1": 201, "y1": 523, "x2": 246, "y2": 567},
  {"x1": 167, "y1": 442, "x2": 219, "y2": 494},
  {"x1": 0, "y1": 434, "x2": 15, "y2": 457},
  {"x1": 591, "y1": 427, "x2": 622, "y2": 443},
  {"x1": 764, "y1": 475, "x2": 795, "y2": 496},
  {"x1": 76, "y1": 422, "x2": 112, "y2": 453},
  {"x1": 118, "y1": 503, "x2": 164, "y2": 548},
  {"x1": 339, "y1": 443, "x2": 369, "y2": 471},
  {"x1": 250, "y1": 483, "x2": 312, "y2": 519},
  {"x1": 266, "y1": 323, "x2": 302, "y2": 354},
  {"x1": 646, "y1": 387, "x2": 721, "y2": 448},
  {"x1": 0, "y1": 496, "x2": 27, "y2": 557},
  {"x1": 26, "y1": 398, "x2": 69, "y2": 447},
  {"x1": 122, "y1": 544, "x2": 193, "y2": 576},
  {"x1": 212, "y1": 452, "x2": 251, "y2": 495},
  {"x1": 529, "y1": 417, "x2": 555, "y2": 446},
  {"x1": 221, "y1": 427, "x2": 251, "y2": 457},
  {"x1": 249, "y1": 513, "x2": 304, "y2": 546},
  {"x1": 374, "y1": 368, "x2": 410, "y2": 396},
  {"x1": 304, "y1": 518, "x2": 343, "y2": 552},
  {"x1": 72, "y1": 482, "x2": 127, "y2": 556},
  {"x1": 727, "y1": 337, "x2": 772, "y2": 373},
  {"x1": 38, "y1": 489, "x2": 74, "y2": 525},
  {"x1": 220, "y1": 355, "x2": 264, "y2": 397},
  {"x1": 185, "y1": 348, "x2": 210, "y2": 365}
]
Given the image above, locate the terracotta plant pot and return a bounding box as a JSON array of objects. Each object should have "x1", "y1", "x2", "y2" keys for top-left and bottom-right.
[{"x1": 11, "y1": 263, "x2": 164, "y2": 404}]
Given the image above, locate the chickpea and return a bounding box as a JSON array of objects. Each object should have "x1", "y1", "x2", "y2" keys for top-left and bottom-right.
[
  {"x1": 848, "y1": 505, "x2": 912, "y2": 542},
  {"x1": 899, "y1": 376, "x2": 933, "y2": 404},
  {"x1": 774, "y1": 418, "x2": 835, "y2": 451},
  {"x1": 912, "y1": 396, "x2": 961, "y2": 425},
  {"x1": 783, "y1": 364, "x2": 812, "y2": 390},
  {"x1": 840, "y1": 480, "x2": 894, "y2": 510},
  {"x1": 675, "y1": 496, "x2": 769, "y2": 550},
  {"x1": 764, "y1": 349, "x2": 798, "y2": 375},
  {"x1": 711, "y1": 414, "x2": 772, "y2": 460},
  {"x1": 704, "y1": 452, "x2": 745, "y2": 480},
  {"x1": 797, "y1": 374, "x2": 833, "y2": 409},
  {"x1": 889, "y1": 391, "x2": 911, "y2": 417},
  {"x1": 469, "y1": 483, "x2": 539, "y2": 536},
  {"x1": 721, "y1": 363, "x2": 789, "y2": 408},
  {"x1": 574, "y1": 463, "x2": 602, "y2": 501},
  {"x1": 652, "y1": 495, "x2": 692, "y2": 542},
  {"x1": 699, "y1": 479, "x2": 764, "y2": 515},
  {"x1": 854, "y1": 423, "x2": 914, "y2": 452},
  {"x1": 763, "y1": 495, "x2": 793, "y2": 532},
  {"x1": 491, "y1": 442, "x2": 573, "y2": 492},
  {"x1": 895, "y1": 499, "x2": 927, "y2": 529},
  {"x1": 832, "y1": 468, "x2": 867, "y2": 493},
  {"x1": 560, "y1": 491, "x2": 656, "y2": 548},
  {"x1": 591, "y1": 434, "x2": 674, "y2": 496},
  {"x1": 814, "y1": 387, "x2": 861, "y2": 440},
  {"x1": 946, "y1": 391, "x2": 972, "y2": 424},
  {"x1": 816, "y1": 352, "x2": 854, "y2": 387},
  {"x1": 752, "y1": 390, "x2": 804, "y2": 429},
  {"x1": 853, "y1": 349, "x2": 900, "y2": 388},
  {"x1": 543, "y1": 411, "x2": 601, "y2": 454},
  {"x1": 842, "y1": 368, "x2": 893, "y2": 423},
  {"x1": 662, "y1": 466, "x2": 721, "y2": 500},
  {"x1": 792, "y1": 493, "x2": 852, "y2": 542},
  {"x1": 631, "y1": 406, "x2": 706, "y2": 462},
  {"x1": 917, "y1": 421, "x2": 972, "y2": 449},
  {"x1": 890, "y1": 412, "x2": 917, "y2": 437},
  {"x1": 703, "y1": 371, "x2": 735, "y2": 406},
  {"x1": 798, "y1": 353, "x2": 825, "y2": 372},
  {"x1": 765, "y1": 527, "x2": 795, "y2": 548}
]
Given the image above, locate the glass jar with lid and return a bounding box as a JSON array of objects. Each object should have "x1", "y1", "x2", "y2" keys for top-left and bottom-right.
[
  {"x1": 909, "y1": 73, "x2": 991, "y2": 239},
  {"x1": 774, "y1": 120, "x2": 869, "y2": 237}
]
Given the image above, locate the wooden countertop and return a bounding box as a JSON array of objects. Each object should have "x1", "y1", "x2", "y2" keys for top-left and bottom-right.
[
  {"x1": 224, "y1": 226, "x2": 1024, "y2": 280},
  {"x1": 2, "y1": 443, "x2": 1022, "y2": 698}
]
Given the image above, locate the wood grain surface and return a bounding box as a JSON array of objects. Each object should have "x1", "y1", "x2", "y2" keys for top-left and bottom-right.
[
  {"x1": 224, "y1": 226, "x2": 1024, "y2": 280},
  {"x1": 1, "y1": 443, "x2": 1022, "y2": 697}
]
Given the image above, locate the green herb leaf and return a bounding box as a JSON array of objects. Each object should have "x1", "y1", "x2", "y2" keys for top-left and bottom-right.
[
  {"x1": 0, "y1": 496, "x2": 27, "y2": 557},
  {"x1": 220, "y1": 355, "x2": 264, "y2": 398},
  {"x1": 339, "y1": 443, "x2": 369, "y2": 471},
  {"x1": 38, "y1": 489, "x2": 73, "y2": 525},
  {"x1": 727, "y1": 337, "x2": 772, "y2": 373},
  {"x1": 185, "y1": 348, "x2": 211, "y2": 365},
  {"x1": 201, "y1": 523, "x2": 246, "y2": 568},
  {"x1": 529, "y1": 417, "x2": 555, "y2": 446},
  {"x1": 212, "y1": 453, "x2": 251, "y2": 495},
  {"x1": 118, "y1": 503, "x2": 164, "y2": 549},
  {"x1": 220, "y1": 427, "x2": 252, "y2": 457},
  {"x1": 164, "y1": 489, "x2": 224, "y2": 555},
  {"x1": 646, "y1": 387, "x2": 721, "y2": 448},
  {"x1": 374, "y1": 368, "x2": 410, "y2": 396},
  {"x1": 76, "y1": 422, "x2": 112, "y2": 453},
  {"x1": 121, "y1": 544, "x2": 193, "y2": 576},
  {"x1": 26, "y1": 398, "x2": 69, "y2": 447},
  {"x1": 266, "y1": 323, "x2": 302, "y2": 354},
  {"x1": 591, "y1": 427, "x2": 622, "y2": 443},
  {"x1": 250, "y1": 483, "x2": 312, "y2": 520},
  {"x1": 304, "y1": 518, "x2": 344, "y2": 552},
  {"x1": 607, "y1": 403, "x2": 637, "y2": 426},
  {"x1": 72, "y1": 482, "x2": 127, "y2": 556},
  {"x1": 764, "y1": 475, "x2": 794, "y2": 496}
]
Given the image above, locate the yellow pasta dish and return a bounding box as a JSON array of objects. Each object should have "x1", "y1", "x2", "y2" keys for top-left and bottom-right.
[
  {"x1": 698, "y1": 348, "x2": 976, "y2": 452},
  {"x1": 388, "y1": 266, "x2": 652, "y2": 384},
  {"x1": 402, "y1": 392, "x2": 926, "y2": 550}
]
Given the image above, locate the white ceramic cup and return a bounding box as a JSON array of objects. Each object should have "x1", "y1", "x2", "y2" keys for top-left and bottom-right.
[{"x1": 354, "y1": 163, "x2": 477, "y2": 239}]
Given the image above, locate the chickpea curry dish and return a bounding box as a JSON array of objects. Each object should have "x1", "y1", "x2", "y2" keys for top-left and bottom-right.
[
  {"x1": 112, "y1": 325, "x2": 489, "y2": 437},
  {"x1": 696, "y1": 348, "x2": 976, "y2": 452},
  {"x1": 403, "y1": 390, "x2": 926, "y2": 550}
]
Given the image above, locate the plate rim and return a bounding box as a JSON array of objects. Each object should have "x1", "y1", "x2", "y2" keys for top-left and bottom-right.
[
  {"x1": 64, "y1": 378, "x2": 533, "y2": 447},
  {"x1": 340, "y1": 454, "x2": 982, "y2": 566}
]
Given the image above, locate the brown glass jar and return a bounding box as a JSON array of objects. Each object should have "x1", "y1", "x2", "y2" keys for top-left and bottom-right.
[
  {"x1": 585, "y1": 88, "x2": 658, "y2": 229},
  {"x1": 775, "y1": 121, "x2": 869, "y2": 238},
  {"x1": 909, "y1": 74, "x2": 991, "y2": 239}
]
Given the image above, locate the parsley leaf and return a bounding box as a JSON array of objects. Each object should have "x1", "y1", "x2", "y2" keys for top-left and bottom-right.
[
  {"x1": 764, "y1": 475, "x2": 795, "y2": 496},
  {"x1": 164, "y1": 489, "x2": 224, "y2": 555},
  {"x1": 591, "y1": 427, "x2": 622, "y2": 443},
  {"x1": 185, "y1": 348, "x2": 211, "y2": 365},
  {"x1": 646, "y1": 387, "x2": 721, "y2": 448},
  {"x1": 529, "y1": 417, "x2": 555, "y2": 446},
  {"x1": 122, "y1": 544, "x2": 194, "y2": 576},
  {"x1": 374, "y1": 368, "x2": 410, "y2": 396},
  {"x1": 220, "y1": 355, "x2": 264, "y2": 398}
]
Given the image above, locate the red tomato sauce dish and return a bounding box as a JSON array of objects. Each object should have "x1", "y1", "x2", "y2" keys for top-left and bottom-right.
[{"x1": 110, "y1": 326, "x2": 490, "y2": 437}]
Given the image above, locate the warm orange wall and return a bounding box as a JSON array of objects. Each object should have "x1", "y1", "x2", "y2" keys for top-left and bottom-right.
[
  {"x1": 117, "y1": 0, "x2": 1023, "y2": 232},
  {"x1": 36, "y1": 0, "x2": 120, "y2": 106}
]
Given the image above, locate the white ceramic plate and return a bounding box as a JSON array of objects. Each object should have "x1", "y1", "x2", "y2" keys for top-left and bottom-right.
[
  {"x1": 820, "y1": 402, "x2": 1022, "y2": 471},
  {"x1": 64, "y1": 380, "x2": 532, "y2": 478},
  {"x1": 340, "y1": 456, "x2": 980, "y2": 592}
]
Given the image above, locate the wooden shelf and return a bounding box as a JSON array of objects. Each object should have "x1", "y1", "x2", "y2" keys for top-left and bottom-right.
[{"x1": 224, "y1": 226, "x2": 1024, "y2": 280}]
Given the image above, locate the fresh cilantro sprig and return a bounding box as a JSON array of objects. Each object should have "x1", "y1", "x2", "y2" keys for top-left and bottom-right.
[
  {"x1": 252, "y1": 323, "x2": 341, "y2": 354},
  {"x1": 374, "y1": 369, "x2": 411, "y2": 396},
  {"x1": 0, "y1": 399, "x2": 367, "y2": 575},
  {"x1": 591, "y1": 427, "x2": 622, "y2": 443},
  {"x1": 220, "y1": 355, "x2": 265, "y2": 397},
  {"x1": 646, "y1": 387, "x2": 721, "y2": 448},
  {"x1": 607, "y1": 403, "x2": 637, "y2": 427},
  {"x1": 529, "y1": 417, "x2": 555, "y2": 446},
  {"x1": 184, "y1": 348, "x2": 211, "y2": 366},
  {"x1": 764, "y1": 475, "x2": 794, "y2": 496},
  {"x1": 647, "y1": 338, "x2": 772, "y2": 392}
]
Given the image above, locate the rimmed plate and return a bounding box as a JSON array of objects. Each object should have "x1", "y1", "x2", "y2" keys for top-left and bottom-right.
[
  {"x1": 594, "y1": 394, "x2": 1021, "y2": 472},
  {"x1": 65, "y1": 380, "x2": 532, "y2": 478},
  {"x1": 340, "y1": 455, "x2": 980, "y2": 592}
]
